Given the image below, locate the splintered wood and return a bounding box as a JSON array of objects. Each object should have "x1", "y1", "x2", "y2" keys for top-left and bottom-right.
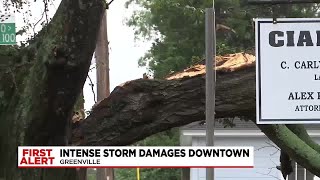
[{"x1": 166, "y1": 53, "x2": 255, "y2": 80}]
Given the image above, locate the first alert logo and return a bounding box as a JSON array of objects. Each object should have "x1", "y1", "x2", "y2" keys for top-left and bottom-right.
[{"x1": 19, "y1": 149, "x2": 54, "y2": 165}]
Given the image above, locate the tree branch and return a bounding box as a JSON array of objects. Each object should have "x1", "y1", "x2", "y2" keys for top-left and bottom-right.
[
  {"x1": 72, "y1": 53, "x2": 320, "y2": 177},
  {"x1": 258, "y1": 124, "x2": 320, "y2": 177},
  {"x1": 72, "y1": 64, "x2": 255, "y2": 145},
  {"x1": 286, "y1": 125, "x2": 320, "y2": 154}
]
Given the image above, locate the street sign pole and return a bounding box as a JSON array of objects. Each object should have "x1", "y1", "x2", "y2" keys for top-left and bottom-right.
[{"x1": 205, "y1": 6, "x2": 216, "y2": 180}]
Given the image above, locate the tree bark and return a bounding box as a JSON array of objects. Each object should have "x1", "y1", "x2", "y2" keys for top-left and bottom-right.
[
  {"x1": 0, "y1": 0, "x2": 106, "y2": 179},
  {"x1": 72, "y1": 61, "x2": 255, "y2": 146},
  {"x1": 72, "y1": 54, "x2": 320, "y2": 177}
]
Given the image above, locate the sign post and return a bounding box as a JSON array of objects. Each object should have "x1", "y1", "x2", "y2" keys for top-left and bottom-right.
[
  {"x1": 256, "y1": 18, "x2": 320, "y2": 124},
  {"x1": 205, "y1": 7, "x2": 216, "y2": 180},
  {"x1": 0, "y1": 14, "x2": 16, "y2": 45}
]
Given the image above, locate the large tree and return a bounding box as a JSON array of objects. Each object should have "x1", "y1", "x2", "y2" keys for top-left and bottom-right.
[
  {"x1": 1, "y1": 1, "x2": 320, "y2": 180},
  {"x1": 0, "y1": 0, "x2": 106, "y2": 178}
]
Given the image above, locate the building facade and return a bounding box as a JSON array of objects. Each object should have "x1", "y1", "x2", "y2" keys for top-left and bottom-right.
[{"x1": 180, "y1": 120, "x2": 320, "y2": 180}]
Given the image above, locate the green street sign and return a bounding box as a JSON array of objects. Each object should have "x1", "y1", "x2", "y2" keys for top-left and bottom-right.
[{"x1": 0, "y1": 14, "x2": 16, "y2": 45}]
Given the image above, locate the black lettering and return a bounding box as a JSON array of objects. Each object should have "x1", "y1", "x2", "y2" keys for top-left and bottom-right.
[
  {"x1": 139, "y1": 149, "x2": 145, "y2": 157},
  {"x1": 307, "y1": 92, "x2": 314, "y2": 99},
  {"x1": 202, "y1": 149, "x2": 212, "y2": 157},
  {"x1": 286, "y1": 31, "x2": 295, "y2": 46},
  {"x1": 60, "y1": 149, "x2": 100, "y2": 157},
  {"x1": 114, "y1": 149, "x2": 121, "y2": 157},
  {"x1": 301, "y1": 92, "x2": 307, "y2": 99},
  {"x1": 303, "y1": 105, "x2": 308, "y2": 111},
  {"x1": 60, "y1": 149, "x2": 68, "y2": 157},
  {"x1": 225, "y1": 149, "x2": 233, "y2": 157},
  {"x1": 103, "y1": 149, "x2": 108, "y2": 157},
  {"x1": 281, "y1": 61, "x2": 287, "y2": 69},
  {"x1": 107, "y1": 149, "x2": 113, "y2": 157},
  {"x1": 189, "y1": 149, "x2": 195, "y2": 157},
  {"x1": 288, "y1": 92, "x2": 295, "y2": 100},
  {"x1": 242, "y1": 149, "x2": 250, "y2": 157},
  {"x1": 180, "y1": 149, "x2": 186, "y2": 157},
  {"x1": 146, "y1": 149, "x2": 152, "y2": 157},
  {"x1": 213, "y1": 149, "x2": 219, "y2": 157},
  {"x1": 317, "y1": 31, "x2": 320, "y2": 46},
  {"x1": 269, "y1": 31, "x2": 284, "y2": 47},
  {"x1": 309, "y1": 105, "x2": 314, "y2": 111},
  {"x1": 220, "y1": 149, "x2": 225, "y2": 157},
  {"x1": 297, "y1": 31, "x2": 314, "y2": 46},
  {"x1": 196, "y1": 150, "x2": 202, "y2": 157},
  {"x1": 294, "y1": 105, "x2": 320, "y2": 111}
]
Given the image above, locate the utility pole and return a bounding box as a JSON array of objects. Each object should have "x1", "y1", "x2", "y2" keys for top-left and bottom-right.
[
  {"x1": 205, "y1": 6, "x2": 216, "y2": 180},
  {"x1": 96, "y1": 10, "x2": 110, "y2": 100},
  {"x1": 95, "y1": 10, "x2": 112, "y2": 180}
]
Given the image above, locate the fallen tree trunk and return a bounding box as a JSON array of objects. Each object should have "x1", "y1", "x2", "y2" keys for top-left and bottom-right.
[
  {"x1": 73, "y1": 53, "x2": 320, "y2": 177},
  {"x1": 72, "y1": 59, "x2": 256, "y2": 146}
]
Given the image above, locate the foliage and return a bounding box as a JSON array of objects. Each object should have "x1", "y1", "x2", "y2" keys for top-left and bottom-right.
[
  {"x1": 115, "y1": 128, "x2": 181, "y2": 180},
  {"x1": 121, "y1": 1, "x2": 320, "y2": 178},
  {"x1": 87, "y1": 168, "x2": 96, "y2": 180},
  {"x1": 126, "y1": 0, "x2": 320, "y2": 78}
]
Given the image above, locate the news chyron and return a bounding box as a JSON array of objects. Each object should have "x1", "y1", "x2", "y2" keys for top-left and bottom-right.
[{"x1": 18, "y1": 146, "x2": 254, "y2": 168}]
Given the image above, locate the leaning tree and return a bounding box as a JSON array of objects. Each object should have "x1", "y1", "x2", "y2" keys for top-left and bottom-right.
[{"x1": 1, "y1": 0, "x2": 320, "y2": 180}]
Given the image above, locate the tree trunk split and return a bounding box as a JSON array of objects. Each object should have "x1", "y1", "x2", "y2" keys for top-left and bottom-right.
[
  {"x1": 72, "y1": 54, "x2": 257, "y2": 146},
  {"x1": 72, "y1": 53, "x2": 320, "y2": 177}
]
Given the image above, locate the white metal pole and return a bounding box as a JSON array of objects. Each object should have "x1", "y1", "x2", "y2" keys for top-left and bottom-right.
[
  {"x1": 205, "y1": 6, "x2": 216, "y2": 180},
  {"x1": 295, "y1": 162, "x2": 297, "y2": 180}
]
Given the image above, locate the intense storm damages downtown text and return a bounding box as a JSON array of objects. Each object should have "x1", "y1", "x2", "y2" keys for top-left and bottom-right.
[
  {"x1": 60, "y1": 148, "x2": 250, "y2": 158},
  {"x1": 58, "y1": 148, "x2": 250, "y2": 165}
]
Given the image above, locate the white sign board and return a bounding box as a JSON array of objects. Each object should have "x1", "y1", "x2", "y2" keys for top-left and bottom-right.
[{"x1": 256, "y1": 18, "x2": 320, "y2": 124}]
